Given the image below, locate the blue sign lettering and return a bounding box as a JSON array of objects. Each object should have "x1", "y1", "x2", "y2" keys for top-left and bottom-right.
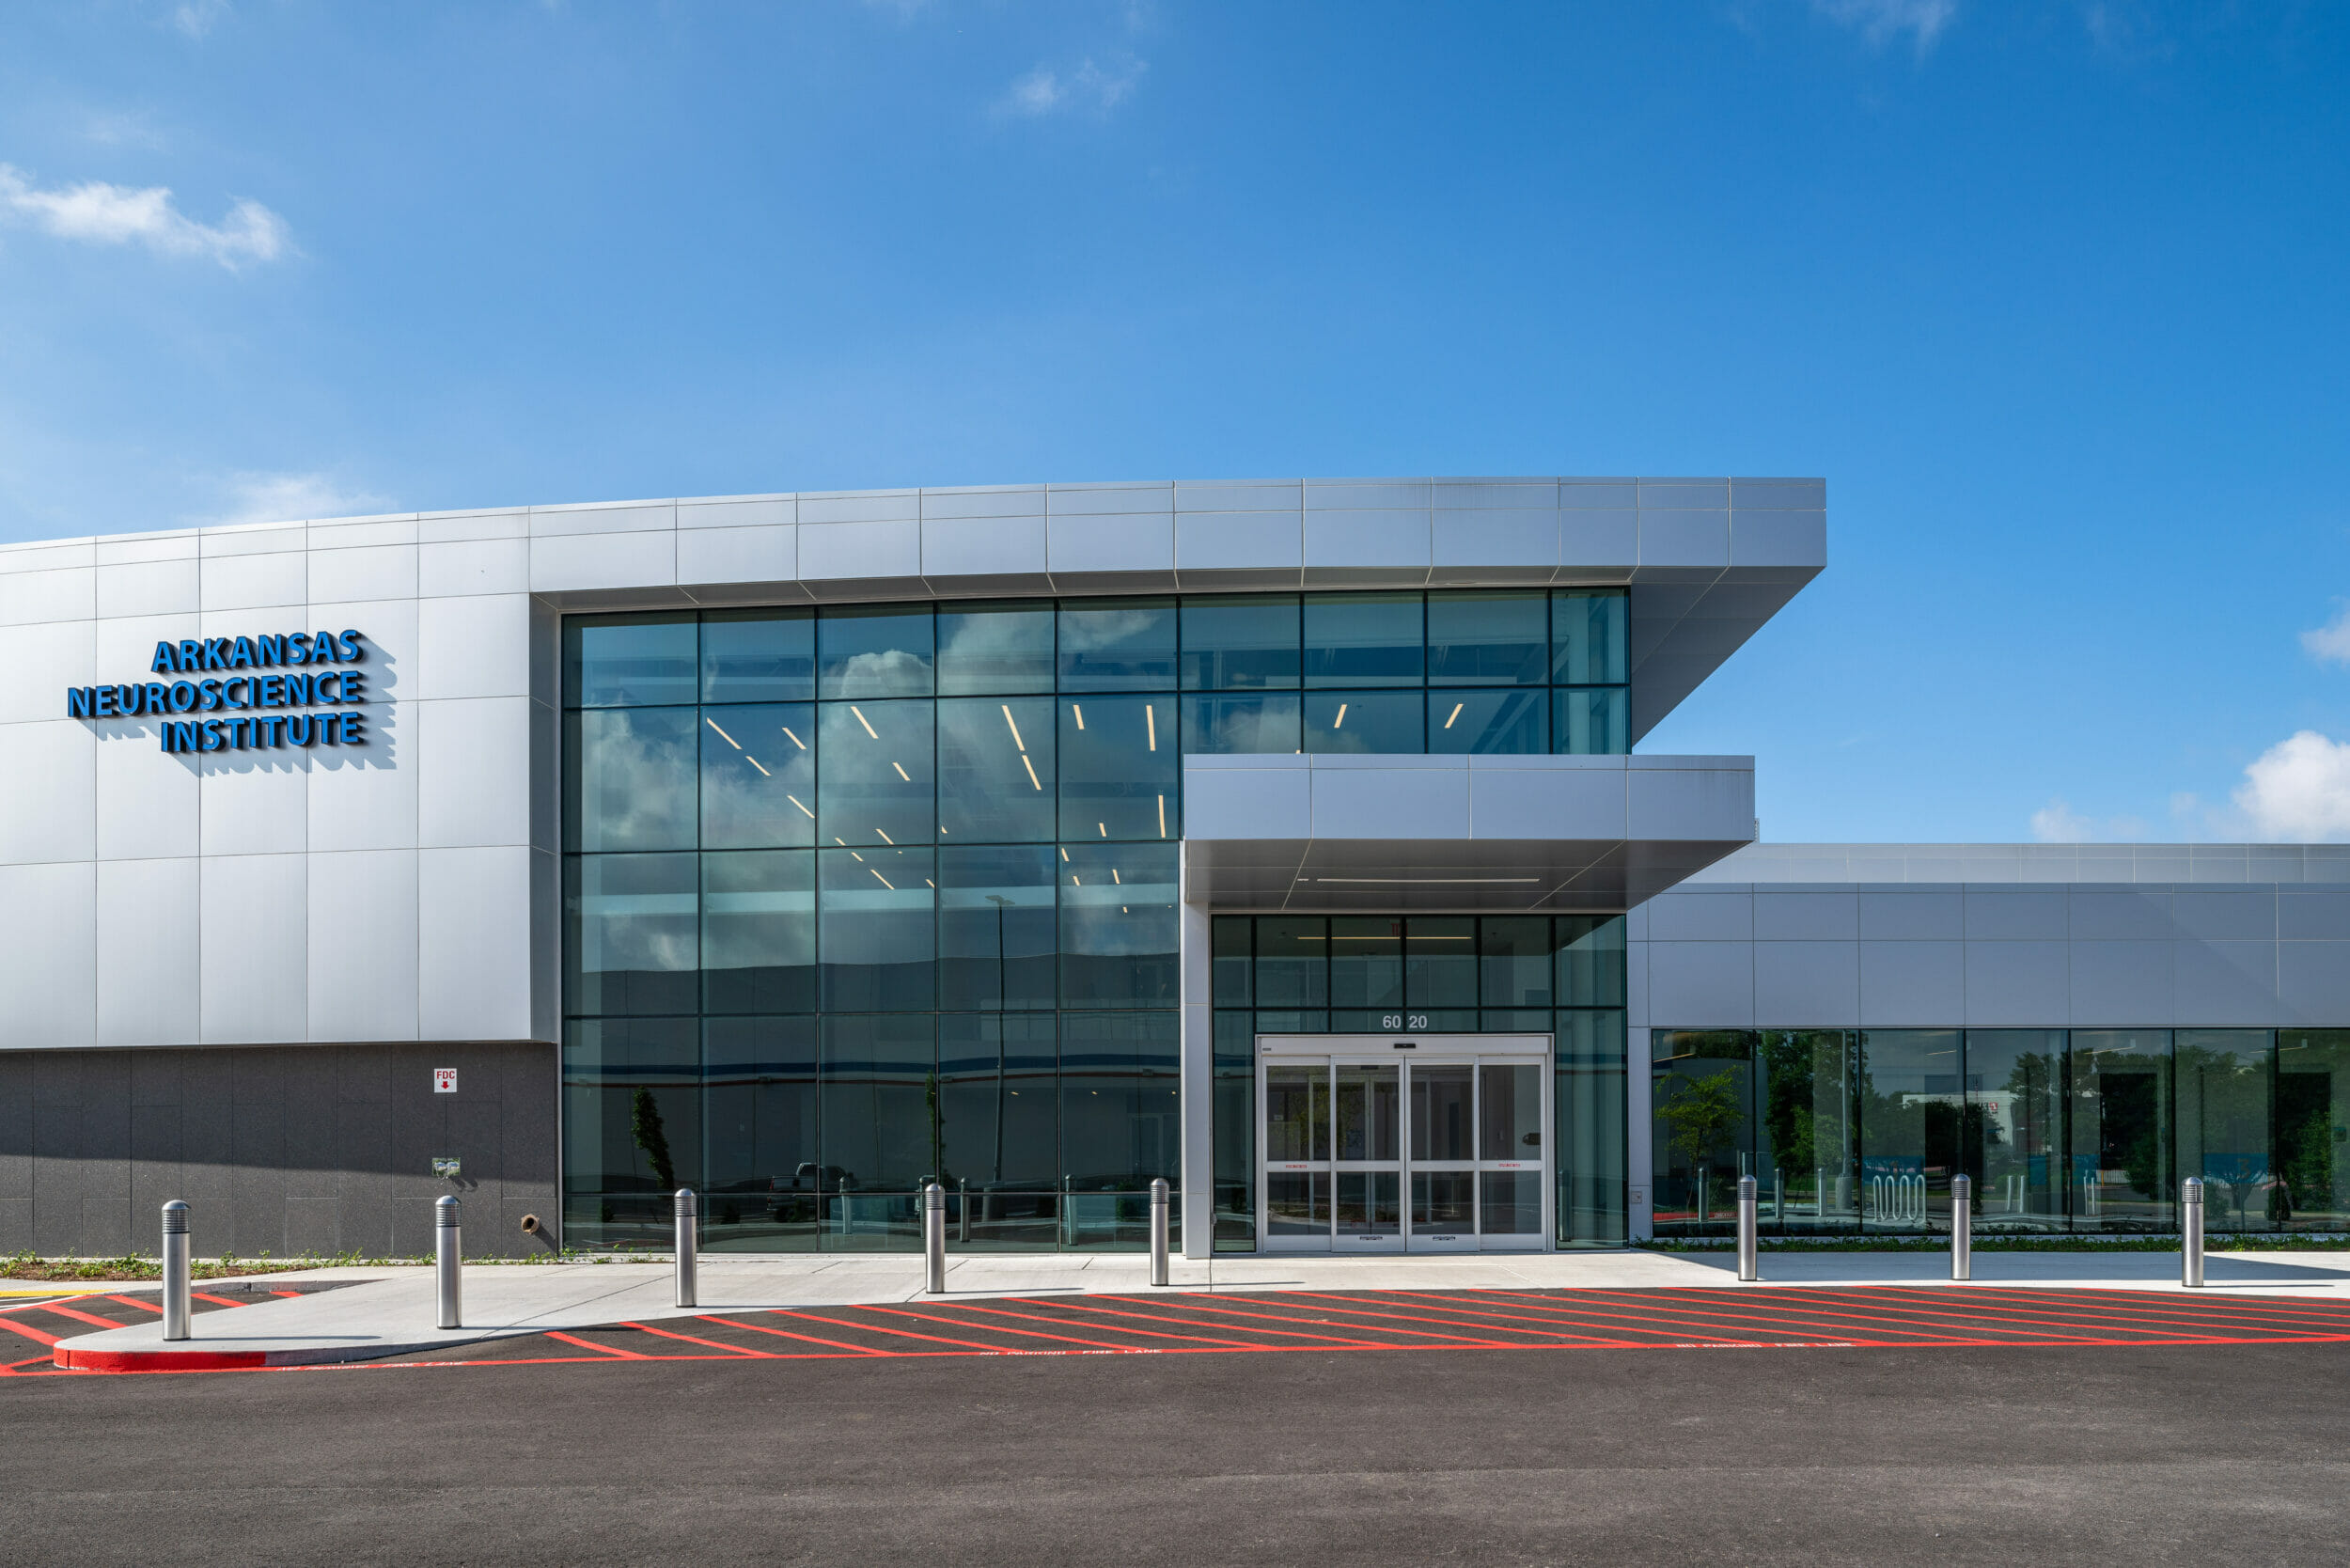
[{"x1": 74, "y1": 628, "x2": 370, "y2": 751}]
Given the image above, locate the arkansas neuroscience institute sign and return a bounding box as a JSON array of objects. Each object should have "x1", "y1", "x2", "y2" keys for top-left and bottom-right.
[{"x1": 66, "y1": 629, "x2": 371, "y2": 753}]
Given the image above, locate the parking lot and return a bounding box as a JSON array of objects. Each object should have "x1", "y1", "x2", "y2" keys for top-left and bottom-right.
[{"x1": 6, "y1": 1284, "x2": 2346, "y2": 1566}]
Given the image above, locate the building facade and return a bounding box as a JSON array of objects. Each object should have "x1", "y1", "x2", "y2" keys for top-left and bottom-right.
[
  {"x1": 1633, "y1": 844, "x2": 2350, "y2": 1238},
  {"x1": 2, "y1": 475, "x2": 2332, "y2": 1258}
]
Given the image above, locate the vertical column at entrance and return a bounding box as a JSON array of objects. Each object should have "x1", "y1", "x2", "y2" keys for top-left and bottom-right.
[{"x1": 1178, "y1": 856, "x2": 1214, "y2": 1259}]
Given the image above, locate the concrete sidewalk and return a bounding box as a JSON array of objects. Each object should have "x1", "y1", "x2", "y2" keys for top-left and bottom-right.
[{"x1": 39, "y1": 1247, "x2": 2350, "y2": 1371}]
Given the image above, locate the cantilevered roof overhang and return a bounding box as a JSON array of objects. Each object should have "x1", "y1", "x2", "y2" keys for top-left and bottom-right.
[
  {"x1": 1180, "y1": 754, "x2": 1756, "y2": 914},
  {"x1": 510, "y1": 476, "x2": 1822, "y2": 743}
]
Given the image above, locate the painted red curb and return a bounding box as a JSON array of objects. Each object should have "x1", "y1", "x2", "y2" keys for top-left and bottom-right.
[{"x1": 54, "y1": 1345, "x2": 269, "y2": 1372}]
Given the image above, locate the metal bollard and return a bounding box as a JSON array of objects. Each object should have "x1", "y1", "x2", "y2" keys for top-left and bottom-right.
[
  {"x1": 1735, "y1": 1173, "x2": 1759, "y2": 1282},
  {"x1": 673, "y1": 1187, "x2": 698, "y2": 1309},
  {"x1": 1950, "y1": 1173, "x2": 1972, "y2": 1281},
  {"x1": 434, "y1": 1194, "x2": 462, "y2": 1329},
  {"x1": 2182, "y1": 1176, "x2": 2204, "y2": 1288},
  {"x1": 1149, "y1": 1178, "x2": 1170, "y2": 1287},
  {"x1": 161, "y1": 1200, "x2": 192, "y2": 1341},
  {"x1": 923, "y1": 1182, "x2": 947, "y2": 1294}
]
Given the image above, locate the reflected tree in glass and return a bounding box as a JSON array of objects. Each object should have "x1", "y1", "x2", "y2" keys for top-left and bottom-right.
[
  {"x1": 2277, "y1": 1030, "x2": 2350, "y2": 1231},
  {"x1": 1856, "y1": 1029, "x2": 1962, "y2": 1233},
  {"x1": 1963, "y1": 1030, "x2": 2066, "y2": 1232},
  {"x1": 2068, "y1": 1030, "x2": 2172, "y2": 1232},
  {"x1": 2177, "y1": 1029, "x2": 2276, "y2": 1231},
  {"x1": 1656, "y1": 1066, "x2": 1745, "y2": 1224},
  {"x1": 1756, "y1": 1029, "x2": 1855, "y2": 1232}
]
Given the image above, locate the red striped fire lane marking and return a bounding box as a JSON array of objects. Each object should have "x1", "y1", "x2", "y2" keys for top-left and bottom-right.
[
  {"x1": 1763, "y1": 1287, "x2": 2350, "y2": 1345},
  {"x1": 25, "y1": 1302, "x2": 130, "y2": 1332},
  {"x1": 768, "y1": 1308, "x2": 1020, "y2": 1355},
  {"x1": 696, "y1": 1315, "x2": 897, "y2": 1356},
  {"x1": 861, "y1": 1301, "x2": 1162, "y2": 1353},
  {"x1": 1353, "y1": 1292, "x2": 1801, "y2": 1349},
  {"x1": 1028, "y1": 1295, "x2": 1367, "y2": 1349},
  {"x1": 0, "y1": 1316, "x2": 60, "y2": 1348},
  {"x1": 541, "y1": 1330, "x2": 648, "y2": 1359},
  {"x1": 1514, "y1": 1287, "x2": 2094, "y2": 1346},
  {"x1": 1056, "y1": 1292, "x2": 1449, "y2": 1350},
  {"x1": 1271, "y1": 1291, "x2": 1612, "y2": 1349},
  {"x1": 624, "y1": 1321, "x2": 778, "y2": 1357},
  {"x1": 1998, "y1": 1289, "x2": 2350, "y2": 1333},
  {"x1": 1481, "y1": 1288, "x2": 2032, "y2": 1347}
]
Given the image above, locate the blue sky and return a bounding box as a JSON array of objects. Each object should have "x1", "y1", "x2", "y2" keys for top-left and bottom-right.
[{"x1": 1, "y1": 1, "x2": 2346, "y2": 844}]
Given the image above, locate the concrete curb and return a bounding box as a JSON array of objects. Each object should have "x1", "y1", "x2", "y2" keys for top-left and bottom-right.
[{"x1": 53, "y1": 1338, "x2": 505, "y2": 1372}]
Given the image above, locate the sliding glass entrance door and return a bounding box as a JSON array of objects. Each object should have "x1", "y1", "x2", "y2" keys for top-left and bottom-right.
[{"x1": 1259, "y1": 1035, "x2": 1550, "y2": 1252}]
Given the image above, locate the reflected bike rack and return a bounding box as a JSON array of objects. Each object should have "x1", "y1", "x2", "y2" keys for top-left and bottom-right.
[{"x1": 1866, "y1": 1173, "x2": 1926, "y2": 1225}]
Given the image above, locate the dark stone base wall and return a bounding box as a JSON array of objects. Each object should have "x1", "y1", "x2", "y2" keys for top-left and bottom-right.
[{"x1": 0, "y1": 1041, "x2": 559, "y2": 1260}]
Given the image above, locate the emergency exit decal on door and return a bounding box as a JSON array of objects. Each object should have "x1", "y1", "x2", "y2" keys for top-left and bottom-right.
[{"x1": 433, "y1": 1068, "x2": 458, "y2": 1094}]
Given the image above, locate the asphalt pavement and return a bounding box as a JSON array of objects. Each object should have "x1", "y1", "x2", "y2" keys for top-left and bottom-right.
[{"x1": 3, "y1": 1318, "x2": 2344, "y2": 1567}]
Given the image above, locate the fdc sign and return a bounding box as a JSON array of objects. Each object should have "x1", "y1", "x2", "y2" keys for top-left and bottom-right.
[{"x1": 65, "y1": 628, "x2": 371, "y2": 753}]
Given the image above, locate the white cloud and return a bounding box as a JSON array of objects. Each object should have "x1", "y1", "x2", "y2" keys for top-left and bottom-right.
[
  {"x1": 2029, "y1": 796, "x2": 2148, "y2": 843},
  {"x1": 2229, "y1": 731, "x2": 2350, "y2": 841},
  {"x1": 1812, "y1": 0, "x2": 1958, "y2": 55},
  {"x1": 2030, "y1": 798, "x2": 2094, "y2": 843},
  {"x1": 2301, "y1": 602, "x2": 2350, "y2": 666},
  {"x1": 996, "y1": 55, "x2": 1146, "y2": 118},
  {"x1": 212, "y1": 472, "x2": 389, "y2": 527},
  {"x1": 0, "y1": 163, "x2": 290, "y2": 268}
]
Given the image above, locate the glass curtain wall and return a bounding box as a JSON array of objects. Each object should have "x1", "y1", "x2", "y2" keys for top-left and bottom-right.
[
  {"x1": 568, "y1": 591, "x2": 1630, "y2": 1253},
  {"x1": 1209, "y1": 912, "x2": 1629, "y2": 1249},
  {"x1": 1652, "y1": 1027, "x2": 2345, "y2": 1236}
]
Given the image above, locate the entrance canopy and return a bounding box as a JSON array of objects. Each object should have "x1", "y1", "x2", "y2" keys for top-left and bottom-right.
[{"x1": 1181, "y1": 753, "x2": 1754, "y2": 913}]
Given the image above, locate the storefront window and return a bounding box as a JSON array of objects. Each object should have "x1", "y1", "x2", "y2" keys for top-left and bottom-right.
[
  {"x1": 1756, "y1": 1029, "x2": 1856, "y2": 1233},
  {"x1": 2177, "y1": 1028, "x2": 2276, "y2": 1232},
  {"x1": 1964, "y1": 1030, "x2": 2067, "y2": 1233},
  {"x1": 566, "y1": 594, "x2": 1632, "y2": 1248},
  {"x1": 2069, "y1": 1030, "x2": 2172, "y2": 1231},
  {"x1": 1650, "y1": 1027, "x2": 2350, "y2": 1239},
  {"x1": 2277, "y1": 1030, "x2": 2350, "y2": 1231}
]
